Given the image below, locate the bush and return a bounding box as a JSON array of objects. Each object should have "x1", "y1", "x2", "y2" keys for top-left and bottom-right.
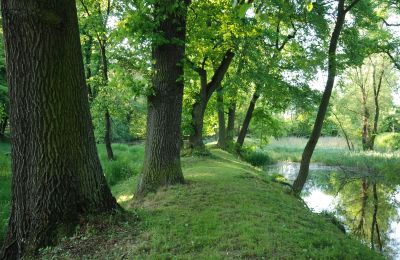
[
  {"x1": 241, "y1": 146, "x2": 273, "y2": 167},
  {"x1": 375, "y1": 133, "x2": 400, "y2": 151}
]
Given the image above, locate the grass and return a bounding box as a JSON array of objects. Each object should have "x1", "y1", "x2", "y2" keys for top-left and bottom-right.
[
  {"x1": 41, "y1": 147, "x2": 381, "y2": 259},
  {"x1": 0, "y1": 143, "x2": 11, "y2": 245},
  {"x1": 0, "y1": 142, "x2": 143, "y2": 246}
]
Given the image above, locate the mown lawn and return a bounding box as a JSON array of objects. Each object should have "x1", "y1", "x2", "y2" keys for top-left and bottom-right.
[{"x1": 40, "y1": 146, "x2": 381, "y2": 259}]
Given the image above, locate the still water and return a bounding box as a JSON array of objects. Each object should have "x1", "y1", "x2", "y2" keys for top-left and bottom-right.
[{"x1": 264, "y1": 162, "x2": 400, "y2": 259}]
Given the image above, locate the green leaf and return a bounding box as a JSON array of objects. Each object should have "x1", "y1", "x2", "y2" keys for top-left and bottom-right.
[
  {"x1": 307, "y1": 2, "x2": 314, "y2": 12},
  {"x1": 238, "y1": 3, "x2": 252, "y2": 19}
]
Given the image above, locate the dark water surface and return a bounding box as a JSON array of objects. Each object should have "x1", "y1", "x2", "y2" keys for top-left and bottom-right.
[{"x1": 265, "y1": 162, "x2": 400, "y2": 259}]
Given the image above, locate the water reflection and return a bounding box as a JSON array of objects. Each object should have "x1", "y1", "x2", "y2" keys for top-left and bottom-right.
[{"x1": 265, "y1": 162, "x2": 400, "y2": 259}]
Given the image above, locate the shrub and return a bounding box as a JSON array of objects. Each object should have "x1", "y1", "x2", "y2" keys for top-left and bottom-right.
[
  {"x1": 241, "y1": 146, "x2": 273, "y2": 167},
  {"x1": 375, "y1": 133, "x2": 400, "y2": 151}
]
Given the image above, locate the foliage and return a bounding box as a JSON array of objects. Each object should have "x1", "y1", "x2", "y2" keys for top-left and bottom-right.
[
  {"x1": 241, "y1": 145, "x2": 273, "y2": 166},
  {"x1": 375, "y1": 132, "x2": 400, "y2": 151}
]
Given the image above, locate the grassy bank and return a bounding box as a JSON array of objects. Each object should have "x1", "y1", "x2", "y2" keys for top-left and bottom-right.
[{"x1": 38, "y1": 147, "x2": 380, "y2": 259}]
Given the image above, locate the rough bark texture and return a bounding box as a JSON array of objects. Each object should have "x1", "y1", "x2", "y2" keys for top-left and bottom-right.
[
  {"x1": 188, "y1": 50, "x2": 235, "y2": 150},
  {"x1": 216, "y1": 86, "x2": 226, "y2": 149},
  {"x1": 135, "y1": 0, "x2": 190, "y2": 196},
  {"x1": 292, "y1": 0, "x2": 349, "y2": 195},
  {"x1": 1, "y1": 1, "x2": 117, "y2": 258},
  {"x1": 236, "y1": 92, "x2": 260, "y2": 149}
]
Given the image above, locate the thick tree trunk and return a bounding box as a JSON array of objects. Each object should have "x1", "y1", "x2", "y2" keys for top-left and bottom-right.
[
  {"x1": 237, "y1": 92, "x2": 260, "y2": 149},
  {"x1": 292, "y1": 0, "x2": 349, "y2": 195},
  {"x1": 217, "y1": 87, "x2": 226, "y2": 149},
  {"x1": 1, "y1": 1, "x2": 117, "y2": 258},
  {"x1": 188, "y1": 50, "x2": 235, "y2": 150},
  {"x1": 135, "y1": 0, "x2": 189, "y2": 196},
  {"x1": 226, "y1": 102, "x2": 236, "y2": 142}
]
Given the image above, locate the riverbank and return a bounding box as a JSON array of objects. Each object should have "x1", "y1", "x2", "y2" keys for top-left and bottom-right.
[{"x1": 0, "y1": 142, "x2": 383, "y2": 258}]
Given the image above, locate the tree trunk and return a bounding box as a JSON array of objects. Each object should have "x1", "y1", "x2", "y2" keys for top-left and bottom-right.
[
  {"x1": 188, "y1": 77, "x2": 207, "y2": 151},
  {"x1": 217, "y1": 86, "x2": 226, "y2": 149},
  {"x1": 292, "y1": 0, "x2": 350, "y2": 195},
  {"x1": 237, "y1": 92, "x2": 260, "y2": 149},
  {"x1": 135, "y1": 0, "x2": 189, "y2": 196},
  {"x1": 105, "y1": 109, "x2": 114, "y2": 160},
  {"x1": 1, "y1": 1, "x2": 117, "y2": 258},
  {"x1": 226, "y1": 102, "x2": 236, "y2": 142},
  {"x1": 356, "y1": 179, "x2": 368, "y2": 236},
  {"x1": 370, "y1": 182, "x2": 378, "y2": 251},
  {"x1": 99, "y1": 42, "x2": 114, "y2": 160},
  {"x1": 83, "y1": 34, "x2": 94, "y2": 99},
  {"x1": 0, "y1": 116, "x2": 7, "y2": 139},
  {"x1": 188, "y1": 50, "x2": 235, "y2": 150}
]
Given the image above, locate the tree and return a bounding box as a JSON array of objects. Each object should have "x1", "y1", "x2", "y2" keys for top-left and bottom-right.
[
  {"x1": 135, "y1": 0, "x2": 190, "y2": 196},
  {"x1": 0, "y1": 1, "x2": 117, "y2": 258},
  {"x1": 79, "y1": 0, "x2": 116, "y2": 160},
  {"x1": 292, "y1": 0, "x2": 362, "y2": 195}
]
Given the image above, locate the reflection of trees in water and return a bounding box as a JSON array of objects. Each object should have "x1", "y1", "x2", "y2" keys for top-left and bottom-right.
[{"x1": 314, "y1": 171, "x2": 398, "y2": 256}]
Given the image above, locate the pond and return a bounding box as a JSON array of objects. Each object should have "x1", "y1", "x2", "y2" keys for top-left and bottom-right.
[{"x1": 264, "y1": 162, "x2": 400, "y2": 260}]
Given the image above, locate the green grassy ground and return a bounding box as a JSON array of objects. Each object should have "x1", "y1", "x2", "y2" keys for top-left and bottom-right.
[
  {"x1": 0, "y1": 143, "x2": 10, "y2": 244},
  {"x1": 40, "y1": 147, "x2": 380, "y2": 259}
]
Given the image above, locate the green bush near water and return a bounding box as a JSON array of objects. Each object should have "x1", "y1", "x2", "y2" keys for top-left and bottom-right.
[
  {"x1": 0, "y1": 143, "x2": 11, "y2": 245},
  {"x1": 241, "y1": 146, "x2": 273, "y2": 166},
  {"x1": 375, "y1": 132, "x2": 400, "y2": 151}
]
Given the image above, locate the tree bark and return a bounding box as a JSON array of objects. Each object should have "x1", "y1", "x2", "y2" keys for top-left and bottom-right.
[
  {"x1": 135, "y1": 0, "x2": 189, "y2": 196},
  {"x1": 104, "y1": 109, "x2": 114, "y2": 160},
  {"x1": 292, "y1": 0, "x2": 352, "y2": 195},
  {"x1": 1, "y1": 1, "x2": 117, "y2": 258},
  {"x1": 217, "y1": 86, "x2": 226, "y2": 149},
  {"x1": 226, "y1": 102, "x2": 236, "y2": 142},
  {"x1": 0, "y1": 116, "x2": 7, "y2": 139},
  {"x1": 188, "y1": 50, "x2": 235, "y2": 150},
  {"x1": 236, "y1": 92, "x2": 260, "y2": 149},
  {"x1": 99, "y1": 42, "x2": 114, "y2": 160}
]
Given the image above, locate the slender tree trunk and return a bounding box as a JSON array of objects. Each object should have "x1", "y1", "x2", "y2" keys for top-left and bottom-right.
[
  {"x1": 99, "y1": 43, "x2": 114, "y2": 160},
  {"x1": 237, "y1": 92, "x2": 260, "y2": 149},
  {"x1": 356, "y1": 179, "x2": 369, "y2": 236},
  {"x1": 370, "y1": 68, "x2": 384, "y2": 150},
  {"x1": 105, "y1": 109, "x2": 114, "y2": 160},
  {"x1": 1, "y1": 1, "x2": 117, "y2": 258},
  {"x1": 332, "y1": 112, "x2": 353, "y2": 151},
  {"x1": 0, "y1": 116, "x2": 7, "y2": 139},
  {"x1": 83, "y1": 35, "x2": 94, "y2": 99},
  {"x1": 370, "y1": 182, "x2": 378, "y2": 251},
  {"x1": 135, "y1": 0, "x2": 189, "y2": 196},
  {"x1": 217, "y1": 86, "x2": 226, "y2": 149},
  {"x1": 292, "y1": 0, "x2": 351, "y2": 195},
  {"x1": 226, "y1": 102, "x2": 236, "y2": 142}
]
